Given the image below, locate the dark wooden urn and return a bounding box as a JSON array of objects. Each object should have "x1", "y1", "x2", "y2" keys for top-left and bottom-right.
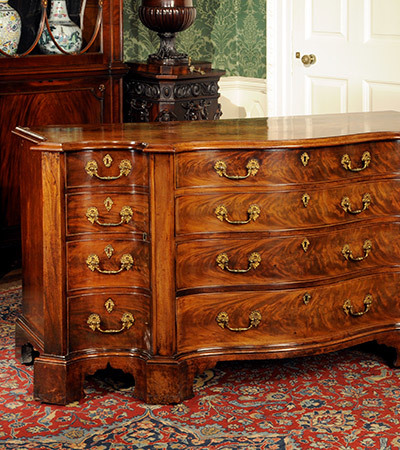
[{"x1": 139, "y1": 0, "x2": 197, "y2": 65}]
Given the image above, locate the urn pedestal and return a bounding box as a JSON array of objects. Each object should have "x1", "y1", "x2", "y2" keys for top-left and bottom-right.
[{"x1": 124, "y1": 61, "x2": 225, "y2": 122}]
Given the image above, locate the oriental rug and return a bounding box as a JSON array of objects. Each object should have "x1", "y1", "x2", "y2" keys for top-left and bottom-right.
[{"x1": 1, "y1": 286, "x2": 400, "y2": 449}]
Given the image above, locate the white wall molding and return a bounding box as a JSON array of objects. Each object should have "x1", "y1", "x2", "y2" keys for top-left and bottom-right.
[
  {"x1": 218, "y1": 76, "x2": 268, "y2": 119},
  {"x1": 267, "y1": 0, "x2": 293, "y2": 116}
]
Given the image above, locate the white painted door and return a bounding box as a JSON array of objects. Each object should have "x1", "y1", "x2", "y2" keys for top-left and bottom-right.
[{"x1": 292, "y1": 0, "x2": 400, "y2": 115}]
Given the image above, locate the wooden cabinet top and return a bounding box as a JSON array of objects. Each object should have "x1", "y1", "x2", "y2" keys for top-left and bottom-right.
[{"x1": 14, "y1": 111, "x2": 400, "y2": 152}]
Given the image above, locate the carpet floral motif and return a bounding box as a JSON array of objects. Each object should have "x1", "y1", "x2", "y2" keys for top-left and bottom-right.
[{"x1": 1, "y1": 287, "x2": 400, "y2": 449}]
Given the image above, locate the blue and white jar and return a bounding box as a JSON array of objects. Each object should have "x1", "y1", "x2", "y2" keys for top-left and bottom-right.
[
  {"x1": 0, "y1": 0, "x2": 21, "y2": 56},
  {"x1": 39, "y1": 0, "x2": 82, "y2": 54}
]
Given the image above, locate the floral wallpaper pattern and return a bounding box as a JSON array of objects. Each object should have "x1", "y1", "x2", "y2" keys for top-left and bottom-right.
[{"x1": 123, "y1": 0, "x2": 267, "y2": 78}]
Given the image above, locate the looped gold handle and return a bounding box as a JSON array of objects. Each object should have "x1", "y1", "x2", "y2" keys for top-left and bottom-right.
[
  {"x1": 343, "y1": 294, "x2": 373, "y2": 317},
  {"x1": 214, "y1": 159, "x2": 260, "y2": 180},
  {"x1": 216, "y1": 252, "x2": 261, "y2": 273},
  {"x1": 216, "y1": 310, "x2": 262, "y2": 332},
  {"x1": 341, "y1": 193, "x2": 371, "y2": 215},
  {"x1": 342, "y1": 240, "x2": 372, "y2": 261},
  {"x1": 215, "y1": 204, "x2": 261, "y2": 224},
  {"x1": 87, "y1": 312, "x2": 135, "y2": 333},
  {"x1": 86, "y1": 253, "x2": 134, "y2": 274},
  {"x1": 341, "y1": 151, "x2": 371, "y2": 172},
  {"x1": 85, "y1": 159, "x2": 132, "y2": 180},
  {"x1": 86, "y1": 206, "x2": 133, "y2": 227}
]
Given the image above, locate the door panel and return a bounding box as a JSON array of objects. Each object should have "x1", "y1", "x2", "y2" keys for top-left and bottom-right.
[{"x1": 293, "y1": 0, "x2": 400, "y2": 115}]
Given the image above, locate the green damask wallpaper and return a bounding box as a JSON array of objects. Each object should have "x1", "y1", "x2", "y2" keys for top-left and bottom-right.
[{"x1": 123, "y1": 0, "x2": 267, "y2": 78}]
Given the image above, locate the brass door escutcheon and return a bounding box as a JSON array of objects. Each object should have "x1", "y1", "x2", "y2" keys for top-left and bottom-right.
[
  {"x1": 303, "y1": 292, "x2": 311, "y2": 305},
  {"x1": 341, "y1": 151, "x2": 371, "y2": 172},
  {"x1": 214, "y1": 159, "x2": 260, "y2": 180},
  {"x1": 302, "y1": 193, "x2": 310, "y2": 208},
  {"x1": 342, "y1": 240, "x2": 372, "y2": 262},
  {"x1": 215, "y1": 204, "x2": 261, "y2": 224},
  {"x1": 87, "y1": 312, "x2": 135, "y2": 333},
  {"x1": 86, "y1": 253, "x2": 134, "y2": 274},
  {"x1": 343, "y1": 294, "x2": 373, "y2": 317},
  {"x1": 341, "y1": 193, "x2": 371, "y2": 215},
  {"x1": 216, "y1": 310, "x2": 262, "y2": 332},
  {"x1": 85, "y1": 158, "x2": 132, "y2": 180},
  {"x1": 86, "y1": 205, "x2": 133, "y2": 227},
  {"x1": 300, "y1": 152, "x2": 310, "y2": 166},
  {"x1": 301, "y1": 238, "x2": 310, "y2": 253},
  {"x1": 216, "y1": 252, "x2": 261, "y2": 273}
]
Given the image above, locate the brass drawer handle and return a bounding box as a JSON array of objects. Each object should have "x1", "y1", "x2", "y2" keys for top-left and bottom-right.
[
  {"x1": 87, "y1": 312, "x2": 135, "y2": 334},
  {"x1": 86, "y1": 206, "x2": 133, "y2": 227},
  {"x1": 216, "y1": 310, "x2": 262, "y2": 332},
  {"x1": 215, "y1": 204, "x2": 261, "y2": 224},
  {"x1": 86, "y1": 253, "x2": 134, "y2": 274},
  {"x1": 342, "y1": 240, "x2": 372, "y2": 262},
  {"x1": 216, "y1": 252, "x2": 261, "y2": 273},
  {"x1": 341, "y1": 193, "x2": 371, "y2": 214},
  {"x1": 214, "y1": 159, "x2": 260, "y2": 180},
  {"x1": 341, "y1": 151, "x2": 371, "y2": 172},
  {"x1": 343, "y1": 294, "x2": 373, "y2": 317},
  {"x1": 85, "y1": 159, "x2": 132, "y2": 180}
]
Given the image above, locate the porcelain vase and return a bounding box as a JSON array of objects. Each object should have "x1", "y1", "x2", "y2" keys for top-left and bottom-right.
[
  {"x1": 39, "y1": 0, "x2": 82, "y2": 55},
  {"x1": 0, "y1": 0, "x2": 21, "y2": 56}
]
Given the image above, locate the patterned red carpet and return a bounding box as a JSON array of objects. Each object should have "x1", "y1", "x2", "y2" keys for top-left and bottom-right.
[{"x1": 1, "y1": 286, "x2": 400, "y2": 449}]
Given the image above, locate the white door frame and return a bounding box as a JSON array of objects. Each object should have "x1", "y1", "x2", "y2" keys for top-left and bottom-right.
[{"x1": 267, "y1": 0, "x2": 294, "y2": 116}]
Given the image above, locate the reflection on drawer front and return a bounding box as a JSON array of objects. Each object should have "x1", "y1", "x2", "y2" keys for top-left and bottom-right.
[
  {"x1": 176, "y1": 179, "x2": 400, "y2": 234},
  {"x1": 176, "y1": 222, "x2": 400, "y2": 289},
  {"x1": 67, "y1": 150, "x2": 148, "y2": 188},
  {"x1": 177, "y1": 273, "x2": 400, "y2": 353},
  {"x1": 67, "y1": 192, "x2": 149, "y2": 236},
  {"x1": 67, "y1": 239, "x2": 149, "y2": 291},
  {"x1": 176, "y1": 141, "x2": 400, "y2": 188},
  {"x1": 69, "y1": 293, "x2": 150, "y2": 353}
]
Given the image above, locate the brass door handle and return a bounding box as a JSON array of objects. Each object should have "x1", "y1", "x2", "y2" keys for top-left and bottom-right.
[
  {"x1": 342, "y1": 240, "x2": 372, "y2": 262},
  {"x1": 298, "y1": 53, "x2": 317, "y2": 66},
  {"x1": 216, "y1": 252, "x2": 261, "y2": 273},
  {"x1": 85, "y1": 159, "x2": 132, "y2": 180},
  {"x1": 86, "y1": 206, "x2": 133, "y2": 227},
  {"x1": 216, "y1": 310, "x2": 262, "y2": 332},
  {"x1": 343, "y1": 294, "x2": 373, "y2": 317},
  {"x1": 86, "y1": 253, "x2": 134, "y2": 274},
  {"x1": 87, "y1": 312, "x2": 135, "y2": 333},
  {"x1": 215, "y1": 204, "x2": 261, "y2": 224},
  {"x1": 341, "y1": 151, "x2": 371, "y2": 172},
  {"x1": 341, "y1": 193, "x2": 371, "y2": 215},
  {"x1": 214, "y1": 159, "x2": 260, "y2": 180}
]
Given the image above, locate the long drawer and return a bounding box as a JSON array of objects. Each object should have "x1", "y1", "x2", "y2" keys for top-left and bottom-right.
[
  {"x1": 176, "y1": 179, "x2": 400, "y2": 234},
  {"x1": 176, "y1": 140, "x2": 400, "y2": 188},
  {"x1": 176, "y1": 222, "x2": 400, "y2": 290},
  {"x1": 177, "y1": 273, "x2": 400, "y2": 353}
]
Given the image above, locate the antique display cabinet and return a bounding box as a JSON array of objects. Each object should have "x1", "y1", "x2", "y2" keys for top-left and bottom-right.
[
  {"x1": 14, "y1": 111, "x2": 400, "y2": 405},
  {"x1": 0, "y1": 0, "x2": 127, "y2": 276}
]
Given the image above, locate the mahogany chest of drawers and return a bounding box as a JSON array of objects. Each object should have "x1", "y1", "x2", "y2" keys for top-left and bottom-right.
[{"x1": 14, "y1": 111, "x2": 400, "y2": 404}]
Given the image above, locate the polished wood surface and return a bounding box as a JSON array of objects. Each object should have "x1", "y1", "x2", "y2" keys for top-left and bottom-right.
[
  {"x1": 14, "y1": 111, "x2": 400, "y2": 405},
  {"x1": 0, "y1": 0, "x2": 127, "y2": 277}
]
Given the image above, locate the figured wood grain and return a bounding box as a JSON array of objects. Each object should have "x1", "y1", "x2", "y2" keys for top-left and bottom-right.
[
  {"x1": 66, "y1": 150, "x2": 149, "y2": 188},
  {"x1": 175, "y1": 179, "x2": 400, "y2": 234},
  {"x1": 15, "y1": 112, "x2": 400, "y2": 405},
  {"x1": 68, "y1": 293, "x2": 151, "y2": 353},
  {"x1": 67, "y1": 190, "x2": 149, "y2": 236},
  {"x1": 176, "y1": 222, "x2": 400, "y2": 291},
  {"x1": 67, "y1": 239, "x2": 149, "y2": 292},
  {"x1": 177, "y1": 272, "x2": 400, "y2": 354}
]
